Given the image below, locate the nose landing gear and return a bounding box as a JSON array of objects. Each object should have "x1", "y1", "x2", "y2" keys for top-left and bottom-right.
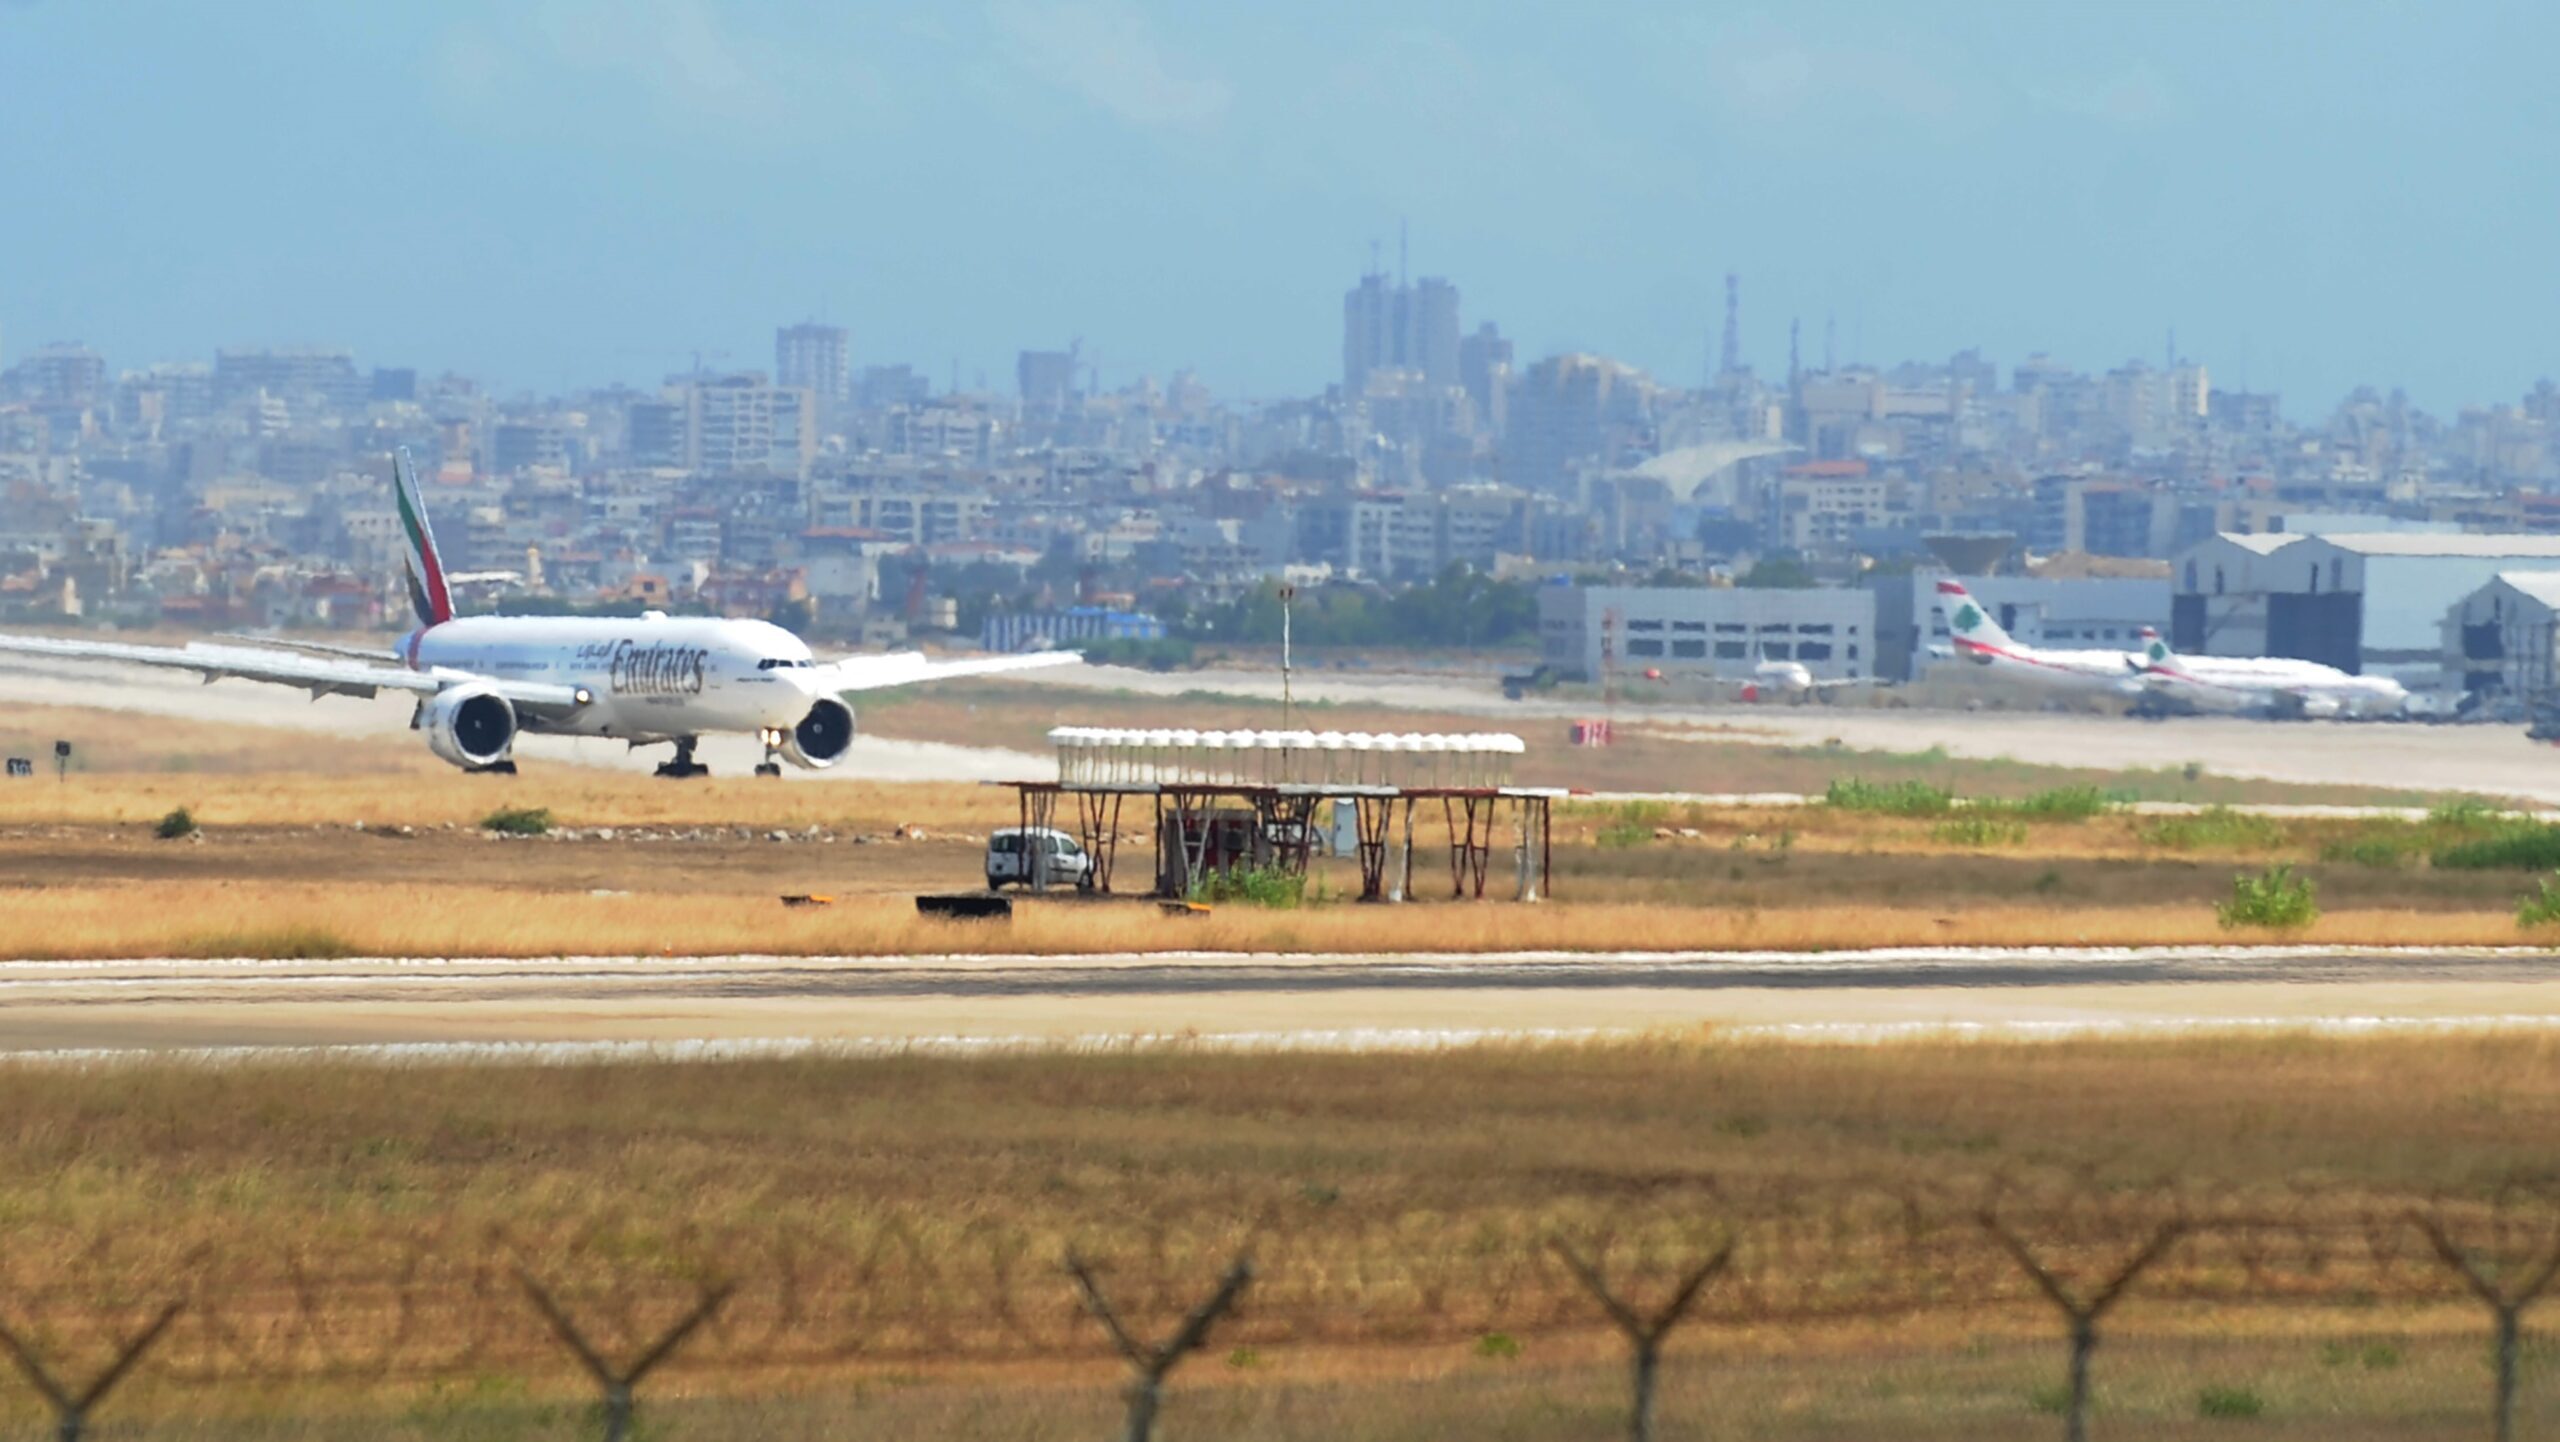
[{"x1": 755, "y1": 728, "x2": 784, "y2": 778}]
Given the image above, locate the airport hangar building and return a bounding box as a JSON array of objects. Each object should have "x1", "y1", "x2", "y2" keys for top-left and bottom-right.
[
  {"x1": 2172, "y1": 532, "x2": 2560, "y2": 686},
  {"x1": 1537, "y1": 584, "x2": 1877, "y2": 684}
]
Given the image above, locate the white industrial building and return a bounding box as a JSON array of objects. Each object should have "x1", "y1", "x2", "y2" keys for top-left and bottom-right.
[
  {"x1": 2172, "y1": 532, "x2": 2560, "y2": 685},
  {"x1": 1537, "y1": 584, "x2": 1875, "y2": 683},
  {"x1": 2445, "y1": 572, "x2": 2560, "y2": 701}
]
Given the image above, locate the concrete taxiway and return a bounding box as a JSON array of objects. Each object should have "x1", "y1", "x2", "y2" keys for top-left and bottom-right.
[{"x1": 6, "y1": 946, "x2": 2559, "y2": 1058}]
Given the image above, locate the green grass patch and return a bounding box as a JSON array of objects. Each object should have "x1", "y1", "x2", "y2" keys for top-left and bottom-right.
[
  {"x1": 1191, "y1": 865, "x2": 1307, "y2": 909},
  {"x1": 1931, "y1": 817, "x2": 2029, "y2": 848},
  {"x1": 2142, "y1": 807, "x2": 2289, "y2": 854},
  {"x1": 2433, "y1": 823, "x2": 2560, "y2": 871},
  {"x1": 1824, "y1": 777, "x2": 1955, "y2": 816},
  {"x1": 181, "y1": 925, "x2": 357, "y2": 960},
  {"x1": 479, "y1": 806, "x2": 553, "y2": 836},
  {"x1": 1972, "y1": 785, "x2": 2114, "y2": 822},
  {"x1": 2196, "y1": 1384, "x2": 2266, "y2": 1419},
  {"x1": 2218, "y1": 864, "x2": 2319, "y2": 931}
]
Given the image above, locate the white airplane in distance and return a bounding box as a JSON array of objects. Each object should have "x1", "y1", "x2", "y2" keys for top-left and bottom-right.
[
  {"x1": 0, "y1": 451, "x2": 1081, "y2": 778},
  {"x1": 2133, "y1": 633, "x2": 2410, "y2": 719},
  {"x1": 1732, "y1": 649, "x2": 1868, "y2": 703},
  {"x1": 1933, "y1": 579, "x2": 2146, "y2": 701}
]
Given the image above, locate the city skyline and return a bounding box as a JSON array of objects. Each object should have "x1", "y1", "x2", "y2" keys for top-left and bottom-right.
[{"x1": 7, "y1": 2, "x2": 2560, "y2": 412}]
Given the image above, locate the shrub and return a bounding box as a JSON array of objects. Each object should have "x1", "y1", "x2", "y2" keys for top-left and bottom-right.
[
  {"x1": 2517, "y1": 874, "x2": 2560, "y2": 930},
  {"x1": 1472, "y1": 1332, "x2": 1521, "y2": 1360},
  {"x1": 2142, "y1": 807, "x2": 2287, "y2": 854},
  {"x1": 1825, "y1": 777, "x2": 1954, "y2": 816},
  {"x1": 2196, "y1": 1385, "x2": 2266, "y2": 1419},
  {"x1": 1932, "y1": 817, "x2": 2028, "y2": 848},
  {"x1": 2428, "y1": 795, "x2": 2514, "y2": 830},
  {"x1": 1192, "y1": 865, "x2": 1305, "y2": 909},
  {"x1": 2434, "y1": 824, "x2": 2560, "y2": 871},
  {"x1": 2219, "y1": 865, "x2": 2319, "y2": 931},
  {"x1": 154, "y1": 807, "x2": 198, "y2": 840},
  {"x1": 1978, "y1": 786, "x2": 2112, "y2": 822},
  {"x1": 480, "y1": 806, "x2": 553, "y2": 837}
]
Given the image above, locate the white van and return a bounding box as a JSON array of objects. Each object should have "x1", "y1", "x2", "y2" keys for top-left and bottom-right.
[{"x1": 985, "y1": 827, "x2": 1094, "y2": 890}]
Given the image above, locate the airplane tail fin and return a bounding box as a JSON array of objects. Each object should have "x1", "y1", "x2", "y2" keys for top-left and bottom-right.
[
  {"x1": 393, "y1": 447, "x2": 453, "y2": 628},
  {"x1": 2137, "y1": 625, "x2": 2171, "y2": 669},
  {"x1": 1934, "y1": 579, "x2": 2015, "y2": 654}
]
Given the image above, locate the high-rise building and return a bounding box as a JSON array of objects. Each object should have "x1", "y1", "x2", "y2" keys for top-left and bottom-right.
[
  {"x1": 1502, "y1": 354, "x2": 1657, "y2": 495},
  {"x1": 1017, "y1": 348, "x2": 1077, "y2": 412},
  {"x1": 1342, "y1": 272, "x2": 1461, "y2": 391},
  {"x1": 16, "y1": 344, "x2": 106, "y2": 405},
  {"x1": 213, "y1": 347, "x2": 363, "y2": 408},
  {"x1": 1458, "y1": 323, "x2": 1513, "y2": 435},
  {"x1": 676, "y1": 373, "x2": 817, "y2": 476},
  {"x1": 775, "y1": 323, "x2": 850, "y2": 416}
]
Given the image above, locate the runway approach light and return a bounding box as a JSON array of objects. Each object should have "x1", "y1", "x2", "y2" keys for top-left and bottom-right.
[{"x1": 1046, "y1": 726, "x2": 1526, "y2": 789}]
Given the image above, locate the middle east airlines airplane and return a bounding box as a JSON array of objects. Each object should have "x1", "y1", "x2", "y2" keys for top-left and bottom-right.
[
  {"x1": 2133, "y1": 633, "x2": 2410, "y2": 719},
  {"x1": 0, "y1": 451, "x2": 1081, "y2": 778},
  {"x1": 1932, "y1": 579, "x2": 2145, "y2": 701}
]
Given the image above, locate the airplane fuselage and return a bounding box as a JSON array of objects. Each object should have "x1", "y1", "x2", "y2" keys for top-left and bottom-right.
[
  {"x1": 406, "y1": 613, "x2": 822, "y2": 741},
  {"x1": 2140, "y1": 657, "x2": 2409, "y2": 718},
  {"x1": 1948, "y1": 636, "x2": 2144, "y2": 697}
]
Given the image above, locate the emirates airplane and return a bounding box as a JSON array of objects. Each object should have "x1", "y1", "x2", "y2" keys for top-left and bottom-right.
[{"x1": 0, "y1": 452, "x2": 1079, "y2": 777}]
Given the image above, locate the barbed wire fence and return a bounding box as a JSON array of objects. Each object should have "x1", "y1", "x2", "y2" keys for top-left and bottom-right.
[{"x1": 0, "y1": 1181, "x2": 2558, "y2": 1438}]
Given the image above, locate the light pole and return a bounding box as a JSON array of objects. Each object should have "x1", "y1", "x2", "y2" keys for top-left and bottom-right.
[{"x1": 1279, "y1": 583, "x2": 1296, "y2": 730}]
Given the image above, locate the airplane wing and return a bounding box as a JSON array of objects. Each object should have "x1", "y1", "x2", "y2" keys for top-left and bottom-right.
[
  {"x1": 0, "y1": 633, "x2": 588, "y2": 712},
  {"x1": 214, "y1": 632, "x2": 403, "y2": 663},
  {"x1": 815, "y1": 648, "x2": 1082, "y2": 694}
]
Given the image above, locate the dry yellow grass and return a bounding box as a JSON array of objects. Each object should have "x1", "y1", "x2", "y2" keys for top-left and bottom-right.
[
  {"x1": 0, "y1": 880, "x2": 2526, "y2": 958},
  {"x1": 0, "y1": 1037, "x2": 2557, "y2": 1437},
  {"x1": 0, "y1": 770, "x2": 1024, "y2": 831}
]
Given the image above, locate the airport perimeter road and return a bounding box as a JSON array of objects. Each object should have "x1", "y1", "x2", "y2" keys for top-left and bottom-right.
[{"x1": 8, "y1": 947, "x2": 2560, "y2": 1056}]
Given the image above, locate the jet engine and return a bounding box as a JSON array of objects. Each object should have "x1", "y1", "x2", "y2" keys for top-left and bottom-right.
[
  {"x1": 778, "y1": 696, "x2": 857, "y2": 769},
  {"x1": 422, "y1": 684, "x2": 519, "y2": 770}
]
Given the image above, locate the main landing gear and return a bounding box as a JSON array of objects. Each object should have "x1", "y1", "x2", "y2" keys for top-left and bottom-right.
[
  {"x1": 755, "y1": 728, "x2": 785, "y2": 778},
  {"x1": 654, "y1": 736, "x2": 710, "y2": 779}
]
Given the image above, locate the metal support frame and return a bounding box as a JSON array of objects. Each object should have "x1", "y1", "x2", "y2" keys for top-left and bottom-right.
[
  {"x1": 1017, "y1": 785, "x2": 1061, "y2": 893},
  {"x1": 1442, "y1": 793, "x2": 1495, "y2": 899},
  {"x1": 1352, "y1": 795, "x2": 1393, "y2": 901},
  {"x1": 1074, "y1": 790, "x2": 1124, "y2": 893}
]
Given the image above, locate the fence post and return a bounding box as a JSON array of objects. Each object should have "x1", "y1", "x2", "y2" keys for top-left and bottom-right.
[
  {"x1": 1064, "y1": 1251, "x2": 1254, "y2": 1442},
  {"x1": 2411, "y1": 1214, "x2": 2560, "y2": 1442},
  {"x1": 0, "y1": 1301, "x2": 184, "y2": 1442},
  {"x1": 1550, "y1": 1238, "x2": 1735, "y2": 1442},
  {"x1": 517, "y1": 1267, "x2": 735, "y2": 1442},
  {"x1": 1980, "y1": 1213, "x2": 2184, "y2": 1442}
]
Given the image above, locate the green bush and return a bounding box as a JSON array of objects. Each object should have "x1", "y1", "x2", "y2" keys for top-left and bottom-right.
[
  {"x1": 2218, "y1": 865, "x2": 2319, "y2": 931},
  {"x1": 1192, "y1": 865, "x2": 1306, "y2": 909},
  {"x1": 1825, "y1": 777, "x2": 1954, "y2": 816},
  {"x1": 480, "y1": 806, "x2": 553, "y2": 837},
  {"x1": 1472, "y1": 1332, "x2": 1521, "y2": 1360},
  {"x1": 2143, "y1": 807, "x2": 2288, "y2": 853},
  {"x1": 2518, "y1": 874, "x2": 2560, "y2": 930},
  {"x1": 2427, "y1": 795, "x2": 2514, "y2": 830},
  {"x1": 1932, "y1": 817, "x2": 2029, "y2": 848},
  {"x1": 154, "y1": 807, "x2": 198, "y2": 840},
  {"x1": 2196, "y1": 1384, "x2": 2266, "y2": 1419},
  {"x1": 2434, "y1": 824, "x2": 2560, "y2": 871}
]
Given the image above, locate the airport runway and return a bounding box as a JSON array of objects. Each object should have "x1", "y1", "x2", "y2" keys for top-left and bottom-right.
[{"x1": 8, "y1": 945, "x2": 2560, "y2": 1058}]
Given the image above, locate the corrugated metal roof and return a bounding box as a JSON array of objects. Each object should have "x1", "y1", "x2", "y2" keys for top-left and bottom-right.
[
  {"x1": 2221, "y1": 532, "x2": 2304, "y2": 555},
  {"x1": 2493, "y1": 570, "x2": 2560, "y2": 607},
  {"x1": 2313, "y1": 532, "x2": 2560, "y2": 557}
]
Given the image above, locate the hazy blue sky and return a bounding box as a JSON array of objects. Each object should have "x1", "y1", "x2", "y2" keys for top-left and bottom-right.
[{"x1": 4, "y1": 1, "x2": 2554, "y2": 412}]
